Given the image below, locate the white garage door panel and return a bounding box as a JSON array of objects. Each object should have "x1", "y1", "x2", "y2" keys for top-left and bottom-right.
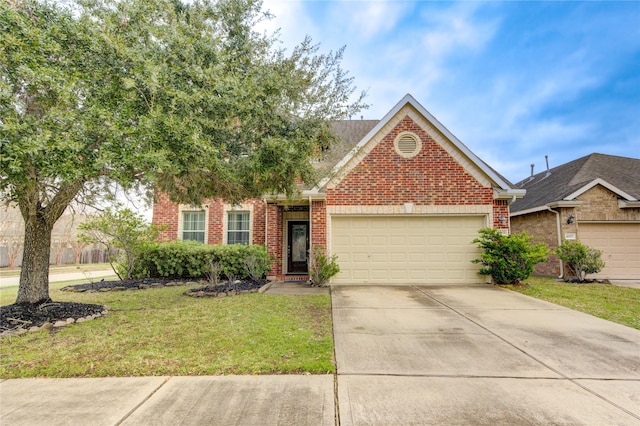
[
  {"x1": 580, "y1": 223, "x2": 640, "y2": 280},
  {"x1": 331, "y1": 216, "x2": 483, "y2": 284}
]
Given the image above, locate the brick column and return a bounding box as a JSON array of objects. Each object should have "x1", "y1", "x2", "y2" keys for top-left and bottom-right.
[
  {"x1": 266, "y1": 204, "x2": 282, "y2": 277},
  {"x1": 493, "y1": 199, "x2": 510, "y2": 231},
  {"x1": 311, "y1": 200, "x2": 327, "y2": 253}
]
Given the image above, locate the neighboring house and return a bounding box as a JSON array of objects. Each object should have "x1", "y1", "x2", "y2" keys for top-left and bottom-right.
[
  {"x1": 153, "y1": 94, "x2": 525, "y2": 284},
  {"x1": 510, "y1": 153, "x2": 640, "y2": 280}
]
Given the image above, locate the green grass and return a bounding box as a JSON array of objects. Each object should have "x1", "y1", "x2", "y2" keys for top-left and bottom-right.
[
  {"x1": 506, "y1": 276, "x2": 640, "y2": 330},
  {"x1": 0, "y1": 285, "x2": 334, "y2": 378}
]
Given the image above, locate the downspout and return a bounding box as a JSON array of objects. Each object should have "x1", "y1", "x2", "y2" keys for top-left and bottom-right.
[
  {"x1": 546, "y1": 206, "x2": 564, "y2": 278},
  {"x1": 308, "y1": 196, "x2": 313, "y2": 252},
  {"x1": 507, "y1": 195, "x2": 517, "y2": 234},
  {"x1": 263, "y1": 198, "x2": 268, "y2": 246}
]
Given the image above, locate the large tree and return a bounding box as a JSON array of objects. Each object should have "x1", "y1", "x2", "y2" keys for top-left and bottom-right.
[{"x1": 0, "y1": 0, "x2": 365, "y2": 304}]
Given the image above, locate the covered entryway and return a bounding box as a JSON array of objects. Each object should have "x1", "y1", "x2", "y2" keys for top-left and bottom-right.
[
  {"x1": 579, "y1": 222, "x2": 640, "y2": 279},
  {"x1": 330, "y1": 216, "x2": 484, "y2": 284}
]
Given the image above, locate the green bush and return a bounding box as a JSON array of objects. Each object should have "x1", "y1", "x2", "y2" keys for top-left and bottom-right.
[
  {"x1": 308, "y1": 247, "x2": 340, "y2": 286},
  {"x1": 131, "y1": 241, "x2": 271, "y2": 280},
  {"x1": 78, "y1": 206, "x2": 164, "y2": 280},
  {"x1": 556, "y1": 240, "x2": 605, "y2": 281},
  {"x1": 472, "y1": 228, "x2": 550, "y2": 284}
]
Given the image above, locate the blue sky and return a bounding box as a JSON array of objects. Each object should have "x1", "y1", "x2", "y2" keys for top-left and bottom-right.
[{"x1": 258, "y1": 0, "x2": 640, "y2": 184}]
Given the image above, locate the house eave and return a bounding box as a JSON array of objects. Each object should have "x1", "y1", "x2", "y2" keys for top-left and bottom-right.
[
  {"x1": 494, "y1": 189, "x2": 526, "y2": 200},
  {"x1": 510, "y1": 201, "x2": 583, "y2": 217},
  {"x1": 619, "y1": 200, "x2": 640, "y2": 209},
  {"x1": 264, "y1": 191, "x2": 326, "y2": 205},
  {"x1": 547, "y1": 200, "x2": 583, "y2": 209}
]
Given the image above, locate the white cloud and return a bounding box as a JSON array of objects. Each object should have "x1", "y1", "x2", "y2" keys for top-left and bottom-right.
[
  {"x1": 420, "y1": 3, "x2": 499, "y2": 61},
  {"x1": 344, "y1": 2, "x2": 411, "y2": 41},
  {"x1": 256, "y1": 0, "x2": 317, "y2": 48}
]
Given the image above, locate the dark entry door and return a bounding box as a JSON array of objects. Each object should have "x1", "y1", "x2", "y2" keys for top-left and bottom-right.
[{"x1": 287, "y1": 221, "x2": 309, "y2": 273}]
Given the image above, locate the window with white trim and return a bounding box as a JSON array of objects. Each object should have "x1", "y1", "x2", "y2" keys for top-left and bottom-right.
[
  {"x1": 227, "y1": 211, "x2": 250, "y2": 245},
  {"x1": 182, "y1": 211, "x2": 205, "y2": 243}
]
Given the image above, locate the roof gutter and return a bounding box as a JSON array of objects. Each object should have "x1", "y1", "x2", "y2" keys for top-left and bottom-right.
[
  {"x1": 264, "y1": 190, "x2": 326, "y2": 204},
  {"x1": 495, "y1": 189, "x2": 526, "y2": 201},
  {"x1": 511, "y1": 200, "x2": 583, "y2": 217},
  {"x1": 619, "y1": 200, "x2": 640, "y2": 209}
]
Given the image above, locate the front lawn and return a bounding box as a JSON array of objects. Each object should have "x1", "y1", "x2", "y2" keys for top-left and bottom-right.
[
  {"x1": 0, "y1": 285, "x2": 334, "y2": 378},
  {"x1": 506, "y1": 276, "x2": 640, "y2": 330}
]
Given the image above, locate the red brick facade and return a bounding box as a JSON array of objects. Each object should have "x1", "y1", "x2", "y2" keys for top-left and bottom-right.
[
  {"x1": 152, "y1": 100, "x2": 516, "y2": 281},
  {"x1": 327, "y1": 117, "x2": 494, "y2": 207},
  {"x1": 311, "y1": 200, "x2": 327, "y2": 252},
  {"x1": 153, "y1": 195, "x2": 266, "y2": 246}
]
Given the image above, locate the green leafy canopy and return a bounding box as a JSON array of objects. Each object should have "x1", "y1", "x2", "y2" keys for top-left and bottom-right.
[
  {"x1": 1, "y1": 0, "x2": 367, "y2": 208},
  {"x1": 0, "y1": 0, "x2": 366, "y2": 303}
]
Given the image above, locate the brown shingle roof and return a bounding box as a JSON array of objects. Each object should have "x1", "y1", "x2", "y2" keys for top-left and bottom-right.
[
  {"x1": 314, "y1": 120, "x2": 379, "y2": 171},
  {"x1": 511, "y1": 153, "x2": 640, "y2": 213}
]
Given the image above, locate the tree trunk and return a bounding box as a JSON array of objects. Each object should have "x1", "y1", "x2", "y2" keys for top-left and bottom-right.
[{"x1": 16, "y1": 214, "x2": 54, "y2": 304}]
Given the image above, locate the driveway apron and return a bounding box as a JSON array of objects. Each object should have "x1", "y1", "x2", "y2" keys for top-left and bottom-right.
[{"x1": 332, "y1": 284, "x2": 640, "y2": 425}]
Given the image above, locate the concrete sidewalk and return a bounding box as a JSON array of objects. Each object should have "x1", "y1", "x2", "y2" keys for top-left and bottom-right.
[
  {"x1": 0, "y1": 269, "x2": 117, "y2": 289},
  {"x1": 0, "y1": 375, "x2": 335, "y2": 425}
]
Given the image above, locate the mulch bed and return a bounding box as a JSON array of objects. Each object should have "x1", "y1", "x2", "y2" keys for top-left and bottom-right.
[
  {"x1": 1, "y1": 278, "x2": 268, "y2": 336},
  {"x1": 0, "y1": 301, "x2": 106, "y2": 335}
]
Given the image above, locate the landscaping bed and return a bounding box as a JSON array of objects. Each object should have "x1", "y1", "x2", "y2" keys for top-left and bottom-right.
[
  {"x1": 0, "y1": 301, "x2": 106, "y2": 335},
  {"x1": 1, "y1": 278, "x2": 269, "y2": 336}
]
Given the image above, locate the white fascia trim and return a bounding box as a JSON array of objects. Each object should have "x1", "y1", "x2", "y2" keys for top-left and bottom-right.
[
  {"x1": 563, "y1": 178, "x2": 637, "y2": 201},
  {"x1": 547, "y1": 200, "x2": 583, "y2": 208},
  {"x1": 510, "y1": 201, "x2": 582, "y2": 217},
  {"x1": 619, "y1": 200, "x2": 640, "y2": 208},
  {"x1": 314, "y1": 94, "x2": 514, "y2": 191},
  {"x1": 264, "y1": 191, "x2": 326, "y2": 203},
  {"x1": 509, "y1": 205, "x2": 550, "y2": 217},
  {"x1": 495, "y1": 189, "x2": 526, "y2": 200}
]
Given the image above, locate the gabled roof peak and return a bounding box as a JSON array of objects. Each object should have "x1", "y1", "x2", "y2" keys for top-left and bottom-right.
[
  {"x1": 511, "y1": 152, "x2": 640, "y2": 213},
  {"x1": 314, "y1": 94, "x2": 517, "y2": 193}
]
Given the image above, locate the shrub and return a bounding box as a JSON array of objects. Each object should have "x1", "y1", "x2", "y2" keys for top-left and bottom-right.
[
  {"x1": 308, "y1": 247, "x2": 340, "y2": 286},
  {"x1": 556, "y1": 240, "x2": 605, "y2": 282},
  {"x1": 472, "y1": 228, "x2": 550, "y2": 284},
  {"x1": 131, "y1": 241, "x2": 271, "y2": 280},
  {"x1": 78, "y1": 206, "x2": 165, "y2": 280}
]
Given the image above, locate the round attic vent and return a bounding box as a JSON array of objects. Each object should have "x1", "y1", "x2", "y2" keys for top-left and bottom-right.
[{"x1": 394, "y1": 132, "x2": 421, "y2": 158}]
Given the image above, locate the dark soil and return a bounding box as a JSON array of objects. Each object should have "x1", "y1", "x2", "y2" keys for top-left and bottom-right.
[
  {"x1": 186, "y1": 279, "x2": 268, "y2": 296},
  {"x1": 564, "y1": 278, "x2": 609, "y2": 284},
  {"x1": 60, "y1": 277, "x2": 200, "y2": 292},
  {"x1": 0, "y1": 301, "x2": 105, "y2": 334}
]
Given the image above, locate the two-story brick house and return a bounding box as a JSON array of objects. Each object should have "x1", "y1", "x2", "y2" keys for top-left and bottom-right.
[{"x1": 153, "y1": 94, "x2": 525, "y2": 284}]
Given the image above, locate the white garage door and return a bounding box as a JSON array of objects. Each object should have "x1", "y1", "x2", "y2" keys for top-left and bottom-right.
[
  {"x1": 579, "y1": 223, "x2": 640, "y2": 280},
  {"x1": 331, "y1": 216, "x2": 484, "y2": 284}
]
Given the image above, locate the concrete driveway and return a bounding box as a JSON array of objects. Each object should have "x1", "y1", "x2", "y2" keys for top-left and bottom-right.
[{"x1": 332, "y1": 284, "x2": 640, "y2": 425}]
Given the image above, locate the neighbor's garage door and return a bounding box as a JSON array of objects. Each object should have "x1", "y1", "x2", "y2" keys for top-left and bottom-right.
[
  {"x1": 579, "y1": 223, "x2": 640, "y2": 280},
  {"x1": 331, "y1": 216, "x2": 483, "y2": 284}
]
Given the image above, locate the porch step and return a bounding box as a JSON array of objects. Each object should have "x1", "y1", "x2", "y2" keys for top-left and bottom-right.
[{"x1": 282, "y1": 275, "x2": 309, "y2": 282}]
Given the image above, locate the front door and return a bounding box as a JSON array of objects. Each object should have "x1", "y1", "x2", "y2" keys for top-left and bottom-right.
[{"x1": 287, "y1": 221, "x2": 309, "y2": 273}]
